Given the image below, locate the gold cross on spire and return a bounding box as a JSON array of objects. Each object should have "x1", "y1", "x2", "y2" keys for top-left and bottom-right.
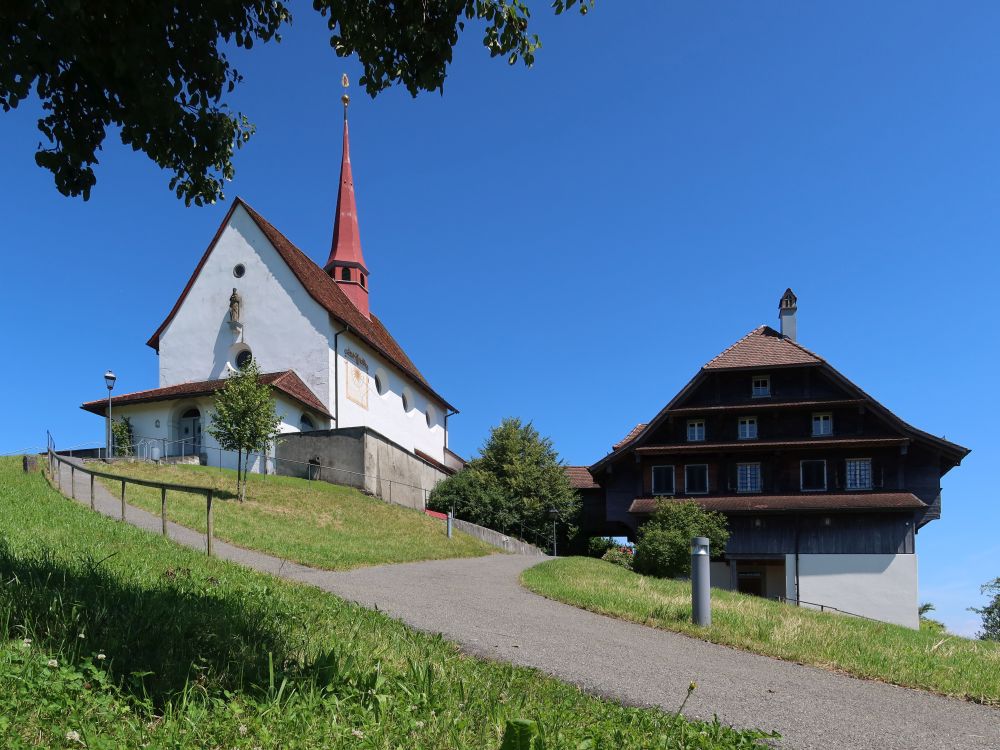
[{"x1": 341, "y1": 73, "x2": 350, "y2": 119}]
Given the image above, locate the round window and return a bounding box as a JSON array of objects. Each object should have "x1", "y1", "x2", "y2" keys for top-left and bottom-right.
[
  {"x1": 373, "y1": 373, "x2": 383, "y2": 395},
  {"x1": 425, "y1": 410, "x2": 432, "y2": 428},
  {"x1": 233, "y1": 264, "x2": 246, "y2": 278},
  {"x1": 235, "y1": 349, "x2": 253, "y2": 370},
  {"x1": 401, "y1": 392, "x2": 410, "y2": 412}
]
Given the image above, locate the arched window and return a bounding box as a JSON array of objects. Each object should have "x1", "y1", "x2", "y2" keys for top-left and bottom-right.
[
  {"x1": 425, "y1": 410, "x2": 432, "y2": 428},
  {"x1": 401, "y1": 392, "x2": 410, "y2": 412},
  {"x1": 340, "y1": 267, "x2": 351, "y2": 281},
  {"x1": 373, "y1": 373, "x2": 383, "y2": 395},
  {"x1": 300, "y1": 414, "x2": 315, "y2": 431},
  {"x1": 359, "y1": 273, "x2": 366, "y2": 289}
]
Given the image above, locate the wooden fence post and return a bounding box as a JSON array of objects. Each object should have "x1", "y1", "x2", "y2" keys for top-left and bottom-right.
[
  {"x1": 70, "y1": 465, "x2": 75, "y2": 499},
  {"x1": 206, "y1": 490, "x2": 214, "y2": 556},
  {"x1": 161, "y1": 487, "x2": 167, "y2": 536},
  {"x1": 120, "y1": 480, "x2": 126, "y2": 521},
  {"x1": 90, "y1": 475, "x2": 95, "y2": 511}
]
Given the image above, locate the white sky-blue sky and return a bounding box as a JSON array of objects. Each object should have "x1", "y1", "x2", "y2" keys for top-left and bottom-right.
[{"x1": 1, "y1": 1, "x2": 997, "y2": 635}]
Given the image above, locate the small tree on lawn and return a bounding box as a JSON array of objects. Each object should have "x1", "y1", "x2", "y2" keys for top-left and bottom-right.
[
  {"x1": 207, "y1": 360, "x2": 282, "y2": 502},
  {"x1": 632, "y1": 500, "x2": 729, "y2": 579},
  {"x1": 970, "y1": 578, "x2": 1000, "y2": 641}
]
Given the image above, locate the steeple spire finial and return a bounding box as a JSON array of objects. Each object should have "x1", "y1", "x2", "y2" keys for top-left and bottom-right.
[{"x1": 324, "y1": 72, "x2": 370, "y2": 318}]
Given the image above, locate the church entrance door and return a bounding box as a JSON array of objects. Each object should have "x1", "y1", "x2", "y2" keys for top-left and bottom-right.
[{"x1": 179, "y1": 408, "x2": 202, "y2": 456}]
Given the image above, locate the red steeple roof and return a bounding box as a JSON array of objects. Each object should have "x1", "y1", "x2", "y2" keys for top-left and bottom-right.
[{"x1": 324, "y1": 117, "x2": 370, "y2": 318}]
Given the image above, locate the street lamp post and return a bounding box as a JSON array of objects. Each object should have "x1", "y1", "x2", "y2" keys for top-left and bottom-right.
[
  {"x1": 104, "y1": 370, "x2": 117, "y2": 459},
  {"x1": 548, "y1": 507, "x2": 559, "y2": 557}
]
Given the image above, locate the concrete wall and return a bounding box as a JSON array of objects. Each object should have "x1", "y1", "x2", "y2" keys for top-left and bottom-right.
[
  {"x1": 451, "y1": 518, "x2": 547, "y2": 556},
  {"x1": 786, "y1": 553, "x2": 919, "y2": 629},
  {"x1": 275, "y1": 427, "x2": 448, "y2": 510}
]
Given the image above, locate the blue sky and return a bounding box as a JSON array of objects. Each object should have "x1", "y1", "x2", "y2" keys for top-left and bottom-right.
[{"x1": 1, "y1": 1, "x2": 997, "y2": 635}]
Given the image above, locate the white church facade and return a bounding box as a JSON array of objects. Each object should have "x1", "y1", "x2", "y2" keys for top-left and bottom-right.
[{"x1": 83, "y1": 108, "x2": 458, "y2": 483}]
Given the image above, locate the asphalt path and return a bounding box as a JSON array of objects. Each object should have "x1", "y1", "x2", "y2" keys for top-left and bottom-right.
[{"x1": 54, "y1": 459, "x2": 1000, "y2": 749}]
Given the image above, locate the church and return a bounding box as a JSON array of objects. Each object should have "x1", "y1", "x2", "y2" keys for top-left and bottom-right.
[{"x1": 82, "y1": 92, "x2": 459, "y2": 494}]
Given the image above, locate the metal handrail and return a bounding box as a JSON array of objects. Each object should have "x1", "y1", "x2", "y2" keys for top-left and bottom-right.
[
  {"x1": 777, "y1": 595, "x2": 882, "y2": 623},
  {"x1": 47, "y1": 449, "x2": 217, "y2": 556}
]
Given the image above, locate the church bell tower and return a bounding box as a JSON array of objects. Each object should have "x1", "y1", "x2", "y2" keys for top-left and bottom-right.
[{"x1": 324, "y1": 75, "x2": 370, "y2": 318}]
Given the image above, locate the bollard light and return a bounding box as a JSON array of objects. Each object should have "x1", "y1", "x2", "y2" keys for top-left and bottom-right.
[{"x1": 691, "y1": 536, "x2": 711, "y2": 627}]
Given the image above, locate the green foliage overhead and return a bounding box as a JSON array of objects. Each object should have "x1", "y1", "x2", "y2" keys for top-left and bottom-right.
[
  {"x1": 971, "y1": 578, "x2": 1000, "y2": 641},
  {"x1": 632, "y1": 501, "x2": 729, "y2": 579},
  {"x1": 0, "y1": 0, "x2": 592, "y2": 204},
  {"x1": 428, "y1": 417, "x2": 579, "y2": 551},
  {"x1": 206, "y1": 359, "x2": 282, "y2": 501}
]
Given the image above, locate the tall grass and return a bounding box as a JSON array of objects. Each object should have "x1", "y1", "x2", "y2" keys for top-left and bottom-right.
[
  {"x1": 93, "y1": 461, "x2": 494, "y2": 569},
  {"x1": 521, "y1": 556, "x2": 1000, "y2": 705},
  {"x1": 1, "y1": 458, "x2": 774, "y2": 748}
]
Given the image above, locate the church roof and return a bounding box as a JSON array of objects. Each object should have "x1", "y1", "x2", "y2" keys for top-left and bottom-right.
[
  {"x1": 145, "y1": 197, "x2": 454, "y2": 411},
  {"x1": 703, "y1": 325, "x2": 822, "y2": 370},
  {"x1": 80, "y1": 370, "x2": 332, "y2": 418}
]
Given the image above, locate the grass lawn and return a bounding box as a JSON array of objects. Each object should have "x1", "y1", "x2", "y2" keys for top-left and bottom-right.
[
  {"x1": 521, "y1": 556, "x2": 1000, "y2": 706},
  {"x1": 1, "y1": 457, "x2": 774, "y2": 748},
  {"x1": 91, "y1": 461, "x2": 494, "y2": 570}
]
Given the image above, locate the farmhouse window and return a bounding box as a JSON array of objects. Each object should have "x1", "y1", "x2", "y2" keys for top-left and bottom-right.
[
  {"x1": 685, "y1": 464, "x2": 709, "y2": 494},
  {"x1": 800, "y1": 460, "x2": 827, "y2": 491},
  {"x1": 651, "y1": 466, "x2": 675, "y2": 495},
  {"x1": 751, "y1": 375, "x2": 770, "y2": 398},
  {"x1": 737, "y1": 463, "x2": 761, "y2": 493},
  {"x1": 812, "y1": 412, "x2": 833, "y2": 436},
  {"x1": 846, "y1": 459, "x2": 872, "y2": 490},
  {"x1": 738, "y1": 417, "x2": 758, "y2": 440},
  {"x1": 687, "y1": 420, "x2": 705, "y2": 442}
]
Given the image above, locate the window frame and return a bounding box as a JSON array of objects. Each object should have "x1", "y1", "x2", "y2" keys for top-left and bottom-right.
[
  {"x1": 751, "y1": 374, "x2": 771, "y2": 398},
  {"x1": 686, "y1": 420, "x2": 705, "y2": 442},
  {"x1": 651, "y1": 465, "x2": 675, "y2": 496},
  {"x1": 812, "y1": 412, "x2": 833, "y2": 437},
  {"x1": 845, "y1": 457, "x2": 873, "y2": 490},
  {"x1": 737, "y1": 416, "x2": 758, "y2": 441},
  {"x1": 684, "y1": 464, "x2": 710, "y2": 495},
  {"x1": 800, "y1": 459, "x2": 828, "y2": 492},
  {"x1": 737, "y1": 462, "x2": 762, "y2": 494}
]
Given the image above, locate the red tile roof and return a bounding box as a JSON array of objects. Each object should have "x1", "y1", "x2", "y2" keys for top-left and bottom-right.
[
  {"x1": 80, "y1": 370, "x2": 332, "y2": 418},
  {"x1": 613, "y1": 423, "x2": 647, "y2": 450},
  {"x1": 146, "y1": 197, "x2": 454, "y2": 411},
  {"x1": 634, "y1": 436, "x2": 908, "y2": 454},
  {"x1": 564, "y1": 466, "x2": 600, "y2": 490},
  {"x1": 628, "y1": 492, "x2": 926, "y2": 515},
  {"x1": 703, "y1": 326, "x2": 822, "y2": 370}
]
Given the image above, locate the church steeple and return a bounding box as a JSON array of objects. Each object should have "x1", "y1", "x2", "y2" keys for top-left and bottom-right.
[{"x1": 324, "y1": 75, "x2": 370, "y2": 318}]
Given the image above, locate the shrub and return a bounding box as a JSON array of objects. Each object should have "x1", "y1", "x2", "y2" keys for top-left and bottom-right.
[
  {"x1": 970, "y1": 578, "x2": 1000, "y2": 640},
  {"x1": 601, "y1": 546, "x2": 634, "y2": 570},
  {"x1": 633, "y1": 501, "x2": 728, "y2": 579},
  {"x1": 587, "y1": 536, "x2": 617, "y2": 558},
  {"x1": 111, "y1": 417, "x2": 134, "y2": 457},
  {"x1": 428, "y1": 418, "x2": 580, "y2": 551}
]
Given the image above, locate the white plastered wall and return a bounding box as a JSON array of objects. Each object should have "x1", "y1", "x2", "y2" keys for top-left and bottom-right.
[
  {"x1": 332, "y1": 331, "x2": 446, "y2": 460},
  {"x1": 785, "y1": 553, "x2": 919, "y2": 629},
  {"x1": 157, "y1": 205, "x2": 334, "y2": 410}
]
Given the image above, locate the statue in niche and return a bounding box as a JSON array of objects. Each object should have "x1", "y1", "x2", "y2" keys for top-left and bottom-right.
[{"x1": 229, "y1": 288, "x2": 242, "y2": 324}]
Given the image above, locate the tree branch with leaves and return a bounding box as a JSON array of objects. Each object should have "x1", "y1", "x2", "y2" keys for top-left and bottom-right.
[{"x1": 0, "y1": 0, "x2": 592, "y2": 204}]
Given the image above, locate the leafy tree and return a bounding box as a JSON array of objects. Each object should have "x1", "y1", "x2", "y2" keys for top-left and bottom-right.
[
  {"x1": 428, "y1": 417, "x2": 579, "y2": 551},
  {"x1": 206, "y1": 360, "x2": 282, "y2": 502},
  {"x1": 0, "y1": 0, "x2": 592, "y2": 204},
  {"x1": 110, "y1": 416, "x2": 134, "y2": 457},
  {"x1": 970, "y1": 578, "x2": 1000, "y2": 641},
  {"x1": 632, "y1": 501, "x2": 729, "y2": 579}
]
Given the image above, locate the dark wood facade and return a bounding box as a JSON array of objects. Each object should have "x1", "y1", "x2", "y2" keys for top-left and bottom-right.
[{"x1": 586, "y1": 326, "x2": 969, "y2": 557}]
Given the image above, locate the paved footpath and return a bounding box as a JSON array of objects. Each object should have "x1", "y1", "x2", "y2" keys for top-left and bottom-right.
[{"x1": 54, "y1": 459, "x2": 1000, "y2": 750}]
